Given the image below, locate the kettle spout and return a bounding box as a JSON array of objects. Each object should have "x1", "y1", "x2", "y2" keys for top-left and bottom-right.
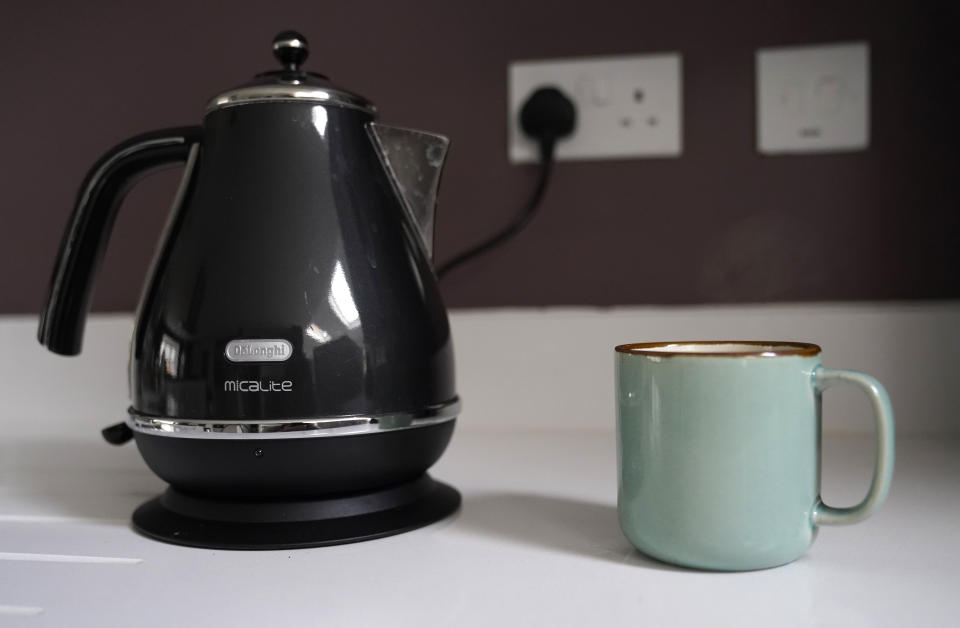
[{"x1": 367, "y1": 123, "x2": 449, "y2": 260}]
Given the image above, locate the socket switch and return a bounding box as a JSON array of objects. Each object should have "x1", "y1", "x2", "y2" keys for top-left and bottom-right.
[
  {"x1": 756, "y1": 42, "x2": 870, "y2": 154},
  {"x1": 508, "y1": 53, "x2": 682, "y2": 162}
]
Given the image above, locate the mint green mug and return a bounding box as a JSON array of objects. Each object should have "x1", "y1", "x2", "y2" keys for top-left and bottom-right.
[{"x1": 615, "y1": 341, "x2": 895, "y2": 571}]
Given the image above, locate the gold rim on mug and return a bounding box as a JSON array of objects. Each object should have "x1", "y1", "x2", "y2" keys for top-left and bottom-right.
[{"x1": 614, "y1": 341, "x2": 822, "y2": 358}]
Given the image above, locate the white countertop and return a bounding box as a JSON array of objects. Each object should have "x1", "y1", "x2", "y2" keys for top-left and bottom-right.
[
  {"x1": 2, "y1": 430, "x2": 958, "y2": 627},
  {"x1": 2, "y1": 307, "x2": 959, "y2": 626}
]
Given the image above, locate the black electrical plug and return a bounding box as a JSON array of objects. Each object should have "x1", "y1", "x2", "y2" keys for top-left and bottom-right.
[
  {"x1": 436, "y1": 86, "x2": 577, "y2": 279},
  {"x1": 520, "y1": 86, "x2": 577, "y2": 158}
]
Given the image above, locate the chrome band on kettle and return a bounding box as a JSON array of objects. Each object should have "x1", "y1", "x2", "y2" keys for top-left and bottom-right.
[{"x1": 127, "y1": 399, "x2": 460, "y2": 440}]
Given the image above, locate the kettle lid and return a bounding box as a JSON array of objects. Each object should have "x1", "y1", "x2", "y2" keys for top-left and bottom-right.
[{"x1": 206, "y1": 31, "x2": 376, "y2": 115}]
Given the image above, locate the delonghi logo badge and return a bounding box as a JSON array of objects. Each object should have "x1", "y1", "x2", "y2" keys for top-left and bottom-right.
[{"x1": 225, "y1": 339, "x2": 292, "y2": 363}]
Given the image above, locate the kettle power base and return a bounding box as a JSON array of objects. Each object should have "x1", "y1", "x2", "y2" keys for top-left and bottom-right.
[{"x1": 131, "y1": 474, "x2": 460, "y2": 550}]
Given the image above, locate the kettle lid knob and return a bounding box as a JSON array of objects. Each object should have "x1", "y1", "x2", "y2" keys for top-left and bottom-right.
[{"x1": 272, "y1": 30, "x2": 309, "y2": 72}]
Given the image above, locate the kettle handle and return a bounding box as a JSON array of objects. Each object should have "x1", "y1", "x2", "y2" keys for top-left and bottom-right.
[{"x1": 38, "y1": 126, "x2": 202, "y2": 355}]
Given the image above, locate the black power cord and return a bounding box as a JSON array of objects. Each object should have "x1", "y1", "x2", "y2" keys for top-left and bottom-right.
[{"x1": 436, "y1": 87, "x2": 576, "y2": 280}]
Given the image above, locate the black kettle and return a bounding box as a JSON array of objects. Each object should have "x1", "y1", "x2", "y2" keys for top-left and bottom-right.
[{"x1": 38, "y1": 31, "x2": 460, "y2": 549}]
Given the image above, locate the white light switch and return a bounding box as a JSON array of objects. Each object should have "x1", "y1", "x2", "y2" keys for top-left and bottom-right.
[
  {"x1": 508, "y1": 53, "x2": 682, "y2": 162},
  {"x1": 756, "y1": 42, "x2": 869, "y2": 154}
]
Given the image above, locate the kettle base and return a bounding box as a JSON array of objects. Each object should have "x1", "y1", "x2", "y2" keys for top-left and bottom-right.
[{"x1": 131, "y1": 474, "x2": 460, "y2": 550}]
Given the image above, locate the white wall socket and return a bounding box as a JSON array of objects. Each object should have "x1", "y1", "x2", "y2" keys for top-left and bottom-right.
[
  {"x1": 508, "y1": 53, "x2": 682, "y2": 163},
  {"x1": 756, "y1": 42, "x2": 870, "y2": 154}
]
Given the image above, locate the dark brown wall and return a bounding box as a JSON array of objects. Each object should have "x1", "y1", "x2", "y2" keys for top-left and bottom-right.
[{"x1": 3, "y1": 0, "x2": 957, "y2": 313}]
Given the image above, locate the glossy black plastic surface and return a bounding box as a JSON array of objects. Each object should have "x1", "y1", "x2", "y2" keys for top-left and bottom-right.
[
  {"x1": 131, "y1": 102, "x2": 455, "y2": 421},
  {"x1": 133, "y1": 420, "x2": 455, "y2": 498},
  {"x1": 38, "y1": 127, "x2": 202, "y2": 355},
  {"x1": 132, "y1": 474, "x2": 461, "y2": 550},
  {"x1": 272, "y1": 30, "x2": 309, "y2": 71},
  {"x1": 101, "y1": 422, "x2": 134, "y2": 445}
]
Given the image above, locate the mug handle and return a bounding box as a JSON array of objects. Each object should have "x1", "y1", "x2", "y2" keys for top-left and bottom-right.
[{"x1": 812, "y1": 368, "x2": 896, "y2": 526}]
